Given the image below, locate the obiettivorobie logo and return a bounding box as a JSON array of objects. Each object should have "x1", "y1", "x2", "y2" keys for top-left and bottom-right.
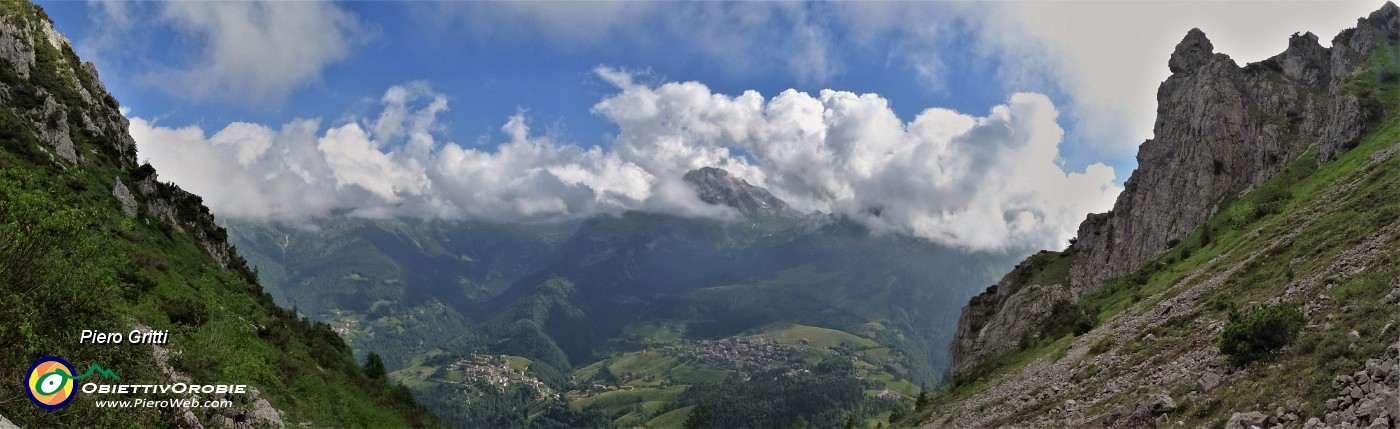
[
  {"x1": 25, "y1": 356, "x2": 120, "y2": 410},
  {"x1": 24, "y1": 355, "x2": 247, "y2": 410}
]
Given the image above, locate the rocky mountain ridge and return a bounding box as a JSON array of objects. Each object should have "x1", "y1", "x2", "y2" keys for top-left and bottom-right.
[
  {"x1": 683, "y1": 166, "x2": 803, "y2": 218},
  {"x1": 951, "y1": 2, "x2": 1400, "y2": 375}
]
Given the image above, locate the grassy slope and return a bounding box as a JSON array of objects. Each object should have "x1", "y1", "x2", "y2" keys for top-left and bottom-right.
[
  {"x1": 0, "y1": 1, "x2": 440, "y2": 426},
  {"x1": 904, "y1": 42, "x2": 1400, "y2": 428}
]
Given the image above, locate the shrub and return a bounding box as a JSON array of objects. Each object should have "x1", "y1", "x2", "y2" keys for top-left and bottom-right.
[
  {"x1": 1220, "y1": 304, "x2": 1305, "y2": 365},
  {"x1": 161, "y1": 296, "x2": 209, "y2": 326},
  {"x1": 1038, "y1": 301, "x2": 1097, "y2": 341}
]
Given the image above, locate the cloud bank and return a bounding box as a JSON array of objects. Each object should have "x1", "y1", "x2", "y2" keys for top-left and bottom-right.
[{"x1": 132, "y1": 72, "x2": 1119, "y2": 251}]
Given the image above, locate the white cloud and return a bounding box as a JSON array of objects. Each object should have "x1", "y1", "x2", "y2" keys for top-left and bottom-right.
[
  {"x1": 593, "y1": 71, "x2": 1119, "y2": 250},
  {"x1": 87, "y1": 0, "x2": 370, "y2": 103},
  {"x1": 133, "y1": 75, "x2": 1119, "y2": 251}
]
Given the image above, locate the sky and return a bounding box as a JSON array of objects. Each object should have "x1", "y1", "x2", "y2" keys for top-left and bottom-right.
[{"x1": 42, "y1": 1, "x2": 1384, "y2": 251}]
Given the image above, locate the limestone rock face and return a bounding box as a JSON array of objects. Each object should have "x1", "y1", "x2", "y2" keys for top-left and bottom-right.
[
  {"x1": 951, "y1": 3, "x2": 1400, "y2": 377},
  {"x1": 1071, "y1": 27, "x2": 1334, "y2": 293},
  {"x1": 0, "y1": 21, "x2": 34, "y2": 79},
  {"x1": 112, "y1": 177, "x2": 137, "y2": 218}
]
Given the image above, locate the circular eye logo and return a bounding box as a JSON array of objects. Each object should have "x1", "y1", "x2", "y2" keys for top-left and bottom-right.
[{"x1": 26, "y1": 356, "x2": 76, "y2": 410}]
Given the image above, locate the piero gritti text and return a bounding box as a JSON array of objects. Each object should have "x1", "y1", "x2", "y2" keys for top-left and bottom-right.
[{"x1": 80, "y1": 329, "x2": 170, "y2": 345}]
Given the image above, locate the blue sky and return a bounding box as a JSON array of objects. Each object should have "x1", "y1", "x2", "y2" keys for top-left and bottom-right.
[{"x1": 41, "y1": 1, "x2": 1383, "y2": 251}]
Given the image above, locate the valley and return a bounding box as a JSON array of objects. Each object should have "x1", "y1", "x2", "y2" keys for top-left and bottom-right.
[{"x1": 224, "y1": 179, "x2": 1024, "y2": 428}]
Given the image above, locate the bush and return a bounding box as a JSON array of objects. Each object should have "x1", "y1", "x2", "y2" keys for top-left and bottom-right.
[
  {"x1": 1038, "y1": 301, "x2": 1097, "y2": 341},
  {"x1": 161, "y1": 296, "x2": 209, "y2": 326},
  {"x1": 1220, "y1": 304, "x2": 1305, "y2": 365}
]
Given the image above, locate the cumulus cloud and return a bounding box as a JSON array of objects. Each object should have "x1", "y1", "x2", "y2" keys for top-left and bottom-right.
[
  {"x1": 133, "y1": 73, "x2": 1119, "y2": 251},
  {"x1": 594, "y1": 69, "x2": 1119, "y2": 250}
]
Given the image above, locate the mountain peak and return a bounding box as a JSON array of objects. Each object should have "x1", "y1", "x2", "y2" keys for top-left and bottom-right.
[
  {"x1": 1168, "y1": 28, "x2": 1215, "y2": 73},
  {"x1": 682, "y1": 167, "x2": 801, "y2": 218}
]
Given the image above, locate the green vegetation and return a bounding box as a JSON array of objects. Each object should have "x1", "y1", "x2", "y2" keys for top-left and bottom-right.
[
  {"x1": 1219, "y1": 304, "x2": 1306, "y2": 365},
  {"x1": 1032, "y1": 301, "x2": 1096, "y2": 344},
  {"x1": 664, "y1": 358, "x2": 905, "y2": 429}
]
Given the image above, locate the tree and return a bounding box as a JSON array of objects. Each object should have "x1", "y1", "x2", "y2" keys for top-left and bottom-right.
[
  {"x1": 844, "y1": 417, "x2": 857, "y2": 429},
  {"x1": 363, "y1": 352, "x2": 387, "y2": 382},
  {"x1": 684, "y1": 404, "x2": 712, "y2": 429},
  {"x1": 915, "y1": 390, "x2": 931, "y2": 412}
]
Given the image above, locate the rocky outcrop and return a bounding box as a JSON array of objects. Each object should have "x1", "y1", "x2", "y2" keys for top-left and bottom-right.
[
  {"x1": 112, "y1": 176, "x2": 136, "y2": 217},
  {"x1": 683, "y1": 166, "x2": 802, "y2": 218},
  {"x1": 0, "y1": 21, "x2": 33, "y2": 79},
  {"x1": 950, "y1": 252, "x2": 1074, "y2": 374},
  {"x1": 950, "y1": 3, "x2": 1400, "y2": 376}
]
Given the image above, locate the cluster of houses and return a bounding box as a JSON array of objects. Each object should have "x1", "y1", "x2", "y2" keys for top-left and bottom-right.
[
  {"x1": 447, "y1": 354, "x2": 551, "y2": 400},
  {"x1": 656, "y1": 336, "x2": 798, "y2": 370}
]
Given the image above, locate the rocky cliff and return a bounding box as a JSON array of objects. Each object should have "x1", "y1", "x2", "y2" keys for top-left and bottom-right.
[{"x1": 950, "y1": 3, "x2": 1400, "y2": 375}]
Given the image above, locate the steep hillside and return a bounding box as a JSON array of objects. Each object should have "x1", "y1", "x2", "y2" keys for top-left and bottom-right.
[
  {"x1": 918, "y1": 3, "x2": 1400, "y2": 428},
  {"x1": 0, "y1": 1, "x2": 439, "y2": 427}
]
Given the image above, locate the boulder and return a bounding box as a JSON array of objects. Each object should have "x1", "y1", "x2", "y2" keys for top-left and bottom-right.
[
  {"x1": 1226, "y1": 411, "x2": 1268, "y2": 429},
  {"x1": 1137, "y1": 392, "x2": 1177, "y2": 416},
  {"x1": 1197, "y1": 372, "x2": 1222, "y2": 393}
]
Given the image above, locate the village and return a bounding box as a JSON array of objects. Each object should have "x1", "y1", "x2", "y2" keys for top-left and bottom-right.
[
  {"x1": 655, "y1": 336, "x2": 802, "y2": 371},
  {"x1": 445, "y1": 354, "x2": 552, "y2": 400}
]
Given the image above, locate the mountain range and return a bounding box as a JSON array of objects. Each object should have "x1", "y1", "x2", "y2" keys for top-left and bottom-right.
[{"x1": 223, "y1": 162, "x2": 1024, "y2": 428}]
